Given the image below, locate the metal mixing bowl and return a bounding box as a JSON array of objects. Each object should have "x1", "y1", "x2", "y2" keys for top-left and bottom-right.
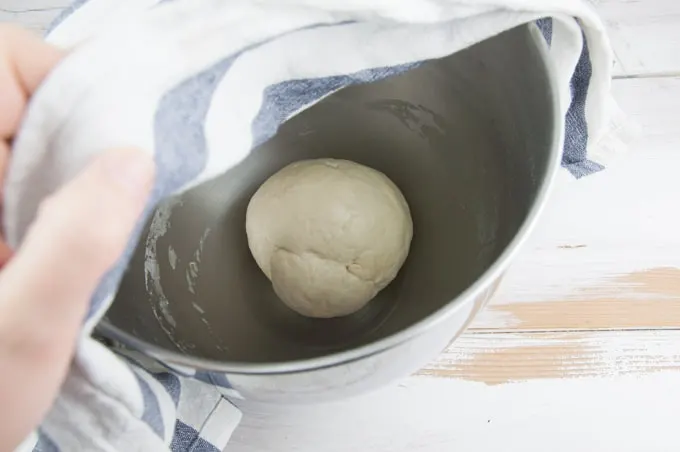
[{"x1": 100, "y1": 23, "x2": 560, "y2": 403}]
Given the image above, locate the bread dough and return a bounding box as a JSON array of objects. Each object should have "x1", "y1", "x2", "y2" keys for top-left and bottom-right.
[{"x1": 246, "y1": 158, "x2": 413, "y2": 318}]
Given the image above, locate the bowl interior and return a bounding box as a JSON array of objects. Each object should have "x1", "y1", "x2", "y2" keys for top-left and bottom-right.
[{"x1": 104, "y1": 24, "x2": 554, "y2": 364}]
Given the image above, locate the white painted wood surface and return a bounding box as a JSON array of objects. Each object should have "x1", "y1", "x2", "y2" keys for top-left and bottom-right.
[{"x1": 4, "y1": 1, "x2": 680, "y2": 451}]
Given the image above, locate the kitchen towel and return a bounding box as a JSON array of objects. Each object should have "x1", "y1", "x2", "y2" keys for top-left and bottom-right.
[{"x1": 11, "y1": 0, "x2": 616, "y2": 450}]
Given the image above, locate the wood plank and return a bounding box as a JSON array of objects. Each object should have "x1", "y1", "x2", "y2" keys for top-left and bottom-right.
[
  {"x1": 473, "y1": 263, "x2": 680, "y2": 332},
  {"x1": 231, "y1": 330, "x2": 680, "y2": 452},
  {"x1": 233, "y1": 376, "x2": 680, "y2": 452},
  {"x1": 420, "y1": 330, "x2": 680, "y2": 383},
  {"x1": 610, "y1": 76, "x2": 680, "y2": 151},
  {"x1": 593, "y1": 0, "x2": 680, "y2": 77}
]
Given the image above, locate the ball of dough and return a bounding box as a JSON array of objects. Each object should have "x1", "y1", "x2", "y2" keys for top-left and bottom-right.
[{"x1": 245, "y1": 158, "x2": 413, "y2": 318}]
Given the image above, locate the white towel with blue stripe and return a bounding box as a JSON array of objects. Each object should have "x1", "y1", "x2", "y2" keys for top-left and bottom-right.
[{"x1": 10, "y1": 0, "x2": 619, "y2": 450}]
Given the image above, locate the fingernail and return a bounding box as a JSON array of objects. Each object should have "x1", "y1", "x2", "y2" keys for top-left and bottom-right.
[{"x1": 103, "y1": 148, "x2": 155, "y2": 196}]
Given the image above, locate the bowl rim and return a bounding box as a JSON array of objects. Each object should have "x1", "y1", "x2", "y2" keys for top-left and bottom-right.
[{"x1": 97, "y1": 22, "x2": 564, "y2": 375}]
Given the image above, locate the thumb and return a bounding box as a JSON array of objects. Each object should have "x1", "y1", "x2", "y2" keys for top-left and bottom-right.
[{"x1": 0, "y1": 148, "x2": 154, "y2": 449}]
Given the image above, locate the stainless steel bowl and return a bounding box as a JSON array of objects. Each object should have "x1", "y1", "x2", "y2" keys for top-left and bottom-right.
[{"x1": 100, "y1": 23, "x2": 560, "y2": 403}]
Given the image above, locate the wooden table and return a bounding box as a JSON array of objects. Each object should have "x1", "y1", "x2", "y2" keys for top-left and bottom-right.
[{"x1": 5, "y1": 1, "x2": 680, "y2": 450}]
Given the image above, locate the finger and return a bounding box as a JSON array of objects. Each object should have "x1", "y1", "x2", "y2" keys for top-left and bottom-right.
[
  {"x1": 0, "y1": 140, "x2": 13, "y2": 266},
  {"x1": 0, "y1": 140, "x2": 9, "y2": 186},
  {"x1": 0, "y1": 139, "x2": 8, "y2": 204},
  {"x1": 0, "y1": 25, "x2": 62, "y2": 138},
  {"x1": 0, "y1": 25, "x2": 63, "y2": 94},
  {"x1": 0, "y1": 148, "x2": 154, "y2": 449},
  {"x1": 0, "y1": 237, "x2": 12, "y2": 268}
]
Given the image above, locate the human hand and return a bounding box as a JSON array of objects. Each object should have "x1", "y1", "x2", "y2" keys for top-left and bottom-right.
[{"x1": 0, "y1": 26, "x2": 154, "y2": 450}]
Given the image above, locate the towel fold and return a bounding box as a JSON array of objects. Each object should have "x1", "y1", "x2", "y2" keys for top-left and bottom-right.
[{"x1": 12, "y1": 0, "x2": 615, "y2": 450}]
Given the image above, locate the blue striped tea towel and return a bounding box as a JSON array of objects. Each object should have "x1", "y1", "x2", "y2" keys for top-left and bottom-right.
[{"x1": 11, "y1": 0, "x2": 617, "y2": 450}]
